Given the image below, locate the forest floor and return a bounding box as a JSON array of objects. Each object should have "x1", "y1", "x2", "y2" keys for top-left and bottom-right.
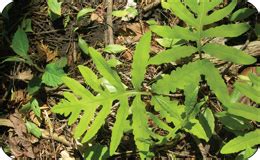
[{"x1": 0, "y1": 0, "x2": 259, "y2": 159}]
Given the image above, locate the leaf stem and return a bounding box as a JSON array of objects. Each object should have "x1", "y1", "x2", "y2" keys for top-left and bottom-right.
[{"x1": 33, "y1": 64, "x2": 45, "y2": 72}]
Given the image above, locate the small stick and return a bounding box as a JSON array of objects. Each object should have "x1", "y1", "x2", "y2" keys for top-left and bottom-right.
[
  {"x1": 105, "y1": 0, "x2": 114, "y2": 45},
  {"x1": 0, "y1": 118, "x2": 71, "y2": 147}
]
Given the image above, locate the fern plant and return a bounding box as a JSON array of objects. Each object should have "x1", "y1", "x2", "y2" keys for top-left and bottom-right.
[
  {"x1": 52, "y1": 0, "x2": 259, "y2": 159},
  {"x1": 220, "y1": 68, "x2": 260, "y2": 157},
  {"x1": 52, "y1": 32, "x2": 157, "y2": 159}
]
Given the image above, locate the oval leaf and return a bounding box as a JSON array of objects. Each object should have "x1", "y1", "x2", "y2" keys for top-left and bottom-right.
[
  {"x1": 230, "y1": 8, "x2": 256, "y2": 21},
  {"x1": 11, "y1": 27, "x2": 30, "y2": 60},
  {"x1": 47, "y1": 0, "x2": 62, "y2": 16},
  {"x1": 149, "y1": 46, "x2": 197, "y2": 65},
  {"x1": 131, "y1": 31, "x2": 151, "y2": 90},
  {"x1": 26, "y1": 121, "x2": 42, "y2": 138},
  {"x1": 110, "y1": 98, "x2": 129, "y2": 155},
  {"x1": 202, "y1": 23, "x2": 250, "y2": 38},
  {"x1": 221, "y1": 129, "x2": 260, "y2": 154},
  {"x1": 202, "y1": 43, "x2": 256, "y2": 65},
  {"x1": 104, "y1": 44, "x2": 127, "y2": 54},
  {"x1": 203, "y1": 0, "x2": 237, "y2": 25},
  {"x1": 77, "y1": 7, "x2": 95, "y2": 21},
  {"x1": 88, "y1": 47, "x2": 125, "y2": 91},
  {"x1": 227, "y1": 103, "x2": 260, "y2": 122}
]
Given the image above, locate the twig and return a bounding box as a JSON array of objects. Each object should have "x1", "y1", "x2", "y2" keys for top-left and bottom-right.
[
  {"x1": 142, "y1": 0, "x2": 161, "y2": 13},
  {"x1": 33, "y1": 29, "x2": 66, "y2": 35},
  {"x1": 105, "y1": 0, "x2": 114, "y2": 45},
  {"x1": 192, "y1": 135, "x2": 208, "y2": 160},
  {"x1": 0, "y1": 118, "x2": 71, "y2": 147}
]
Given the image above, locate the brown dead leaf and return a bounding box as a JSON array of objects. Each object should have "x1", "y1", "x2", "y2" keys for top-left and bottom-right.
[
  {"x1": 8, "y1": 134, "x2": 23, "y2": 157},
  {"x1": 8, "y1": 111, "x2": 36, "y2": 158},
  {"x1": 122, "y1": 49, "x2": 133, "y2": 61},
  {"x1": 29, "y1": 111, "x2": 41, "y2": 127},
  {"x1": 15, "y1": 70, "x2": 33, "y2": 81},
  {"x1": 36, "y1": 41, "x2": 58, "y2": 62},
  {"x1": 126, "y1": 22, "x2": 149, "y2": 42},
  {"x1": 10, "y1": 89, "x2": 27, "y2": 104},
  {"x1": 9, "y1": 112, "x2": 27, "y2": 137},
  {"x1": 60, "y1": 150, "x2": 75, "y2": 160},
  {"x1": 91, "y1": 12, "x2": 103, "y2": 23}
]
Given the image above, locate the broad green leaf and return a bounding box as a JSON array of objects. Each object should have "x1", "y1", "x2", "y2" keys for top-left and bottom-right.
[
  {"x1": 168, "y1": 0, "x2": 198, "y2": 28},
  {"x1": 202, "y1": 23, "x2": 250, "y2": 38},
  {"x1": 103, "y1": 44, "x2": 127, "y2": 54},
  {"x1": 25, "y1": 121, "x2": 42, "y2": 138},
  {"x1": 77, "y1": 7, "x2": 95, "y2": 21},
  {"x1": 78, "y1": 37, "x2": 89, "y2": 55},
  {"x1": 235, "y1": 82, "x2": 260, "y2": 103},
  {"x1": 227, "y1": 103, "x2": 260, "y2": 122},
  {"x1": 82, "y1": 102, "x2": 112, "y2": 143},
  {"x1": 107, "y1": 58, "x2": 122, "y2": 67},
  {"x1": 221, "y1": 129, "x2": 260, "y2": 154},
  {"x1": 112, "y1": 10, "x2": 128, "y2": 17},
  {"x1": 202, "y1": 43, "x2": 256, "y2": 65},
  {"x1": 31, "y1": 98, "x2": 41, "y2": 118},
  {"x1": 148, "y1": 46, "x2": 197, "y2": 65},
  {"x1": 131, "y1": 31, "x2": 151, "y2": 90},
  {"x1": 84, "y1": 144, "x2": 109, "y2": 160},
  {"x1": 125, "y1": 7, "x2": 138, "y2": 18},
  {"x1": 185, "y1": 119, "x2": 209, "y2": 141},
  {"x1": 11, "y1": 27, "x2": 31, "y2": 61},
  {"x1": 20, "y1": 101, "x2": 31, "y2": 113},
  {"x1": 48, "y1": 9, "x2": 60, "y2": 21},
  {"x1": 88, "y1": 47, "x2": 124, "y2": 91},
  {"x1": 78, "y1": 65, "x2": 102, "y2": 92},
  {"x1": 203, "y1": 0, "x2": 237, "y2": 25},
  {"x1": 42, "y1": 62, "x2": 66, "y2": 87},
  {"x1": 132, "y1": 96, "x2": 151, "y2": 159},
  {"x1": 230, "y1": 8, "x2": 256, "y2": 21},
  {"x1": 47, "y1": 0, "x2": 62, "y2": 16},
  {"x1": 199, "y1": 108, "x2": 215, "y2": 139},
  {"x1": 55, "y1": 57, "x2": 67, "y2": 68},
  {"x1": 215, "y1": 111, "x2": 252, "y2": 131},
  {"x1": 110, "y1": 98, "x2": 129, "y2": 155},
  {"x1": 150, "y1": 25, "x2": 198, "y2": 41},
  {"x1": 62, "y1": 76, "x2": 93, "y2": 98},
  {"x1": 21, "y1": 19, "x2": 33, "y2": 32}
]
